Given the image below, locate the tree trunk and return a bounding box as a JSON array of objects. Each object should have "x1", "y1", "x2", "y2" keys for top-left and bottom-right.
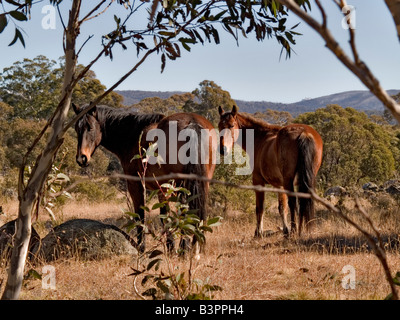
[
  {"x1": 1, "y1": 0, "x2": 81, "y2": 300},
  {"x1": 385, "y1": 0, "x2": 400, "y2": 41}
]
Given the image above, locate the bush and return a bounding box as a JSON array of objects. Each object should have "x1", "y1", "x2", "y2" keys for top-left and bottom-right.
[
  {"x1": 71, "y1": 180, "x2": 118, "y2": 202},
  {"x1": 295, "y1": 105, "x2": 399, "y2": 189}
]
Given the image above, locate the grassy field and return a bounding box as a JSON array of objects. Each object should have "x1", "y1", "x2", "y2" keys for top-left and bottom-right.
[{"x1": 1, "y1": 193, "x2": 400, "y2": 300}]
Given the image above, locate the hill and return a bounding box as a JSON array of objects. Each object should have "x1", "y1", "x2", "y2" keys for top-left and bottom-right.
[
  {"x1": 116, "y1": 89, "x2": 400, "y2": 115},
  {"x1": 115, "y1": 90, "x2": 186, "y2": 106}
]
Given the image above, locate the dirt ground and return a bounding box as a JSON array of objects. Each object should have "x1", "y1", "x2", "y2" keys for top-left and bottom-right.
[{"x1": 1, "y1": 197, "x2": 399, "y2": 300}]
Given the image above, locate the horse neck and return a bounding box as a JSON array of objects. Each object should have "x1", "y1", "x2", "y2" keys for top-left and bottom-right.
[
  {"x1": 98, "y1": 109, "x2": 141, "y2": 161},
  {"x1": 236, "y1": 113, "x2": 280, "y2": 152}
]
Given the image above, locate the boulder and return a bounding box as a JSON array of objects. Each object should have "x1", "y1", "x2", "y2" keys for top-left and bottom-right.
[
  {"x1": 0, "y1": 219, "x2": 40, "y2": 262},
  {"x1": 362, "y1": 182, "x2": 380, "y2": 192},
  {"x1": 382, "y1": 180, "x2": 400, "y2": 196},
  {"x1": 34, "y1": 219, "x2": 138, "y2": 262},
  {"x1": 324, "y1": 186, "x2": 347, "y2": 197}
]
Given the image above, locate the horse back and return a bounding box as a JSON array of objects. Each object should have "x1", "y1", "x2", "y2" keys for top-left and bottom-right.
[
  {"x1": 276, "y1": 124, "x2": 323, "y2": 176},
  {"x1": 138, "y1": 112, "x2": 218, "y2": 184}
]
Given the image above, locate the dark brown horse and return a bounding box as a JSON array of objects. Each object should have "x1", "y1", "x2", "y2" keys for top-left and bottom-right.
[
  {"x1": 218, "y1": 105, "x2": 323, "y2": 237},
  {"x1": 73, "y1": 104, "x2": 218, "y2": 252}
]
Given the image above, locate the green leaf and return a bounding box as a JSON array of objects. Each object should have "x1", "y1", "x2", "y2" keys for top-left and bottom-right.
[
  {"x1": 203, "y1": 284, "x2": 223, "y2": 291},
  {"x1": 131, "y1": 154, "x2": 141, "y2": 161},
  {"x1": 147, "y1": 258, "x2": 162, "y2": 271},
  {"x1": 160, "y1": 183, "x2": 180, "y2": 191},
  {"x1": 141, "y1": 274, "x2": 154, "y2": 286},
  {"x1": 149, "y1": 249, "x2": 163, "y2": 259},
  {"x1": 200, "y1": 225, "x2": 213, "y2": 233},
  {"x1": 182, "y1": 224, "x2": 196, "y2": 232},
  {"x1": 56, "y1": 173, "x2": 70, "y2": 182},
  {"x1": 0, "y1": 14, "x2": 8, "y2": 33},
  {"x1": 178, "y1": 187, "x2": 190, "y2": 195},
  {"x1": 9, "y1": 10, "x2": 27, "y2": 21},
  {"x1": 9, "y1": 28, "x2": 25, "y2": 47},
  {"x1": 291, "y1": 22, "x2": 301, "y2": 30},
  {"x1": 128, "y1": 268, "x2": 143, "y2": 276},
  {"x1": 152, "y1": 202, "x2": 166, "y2": 210},
  {"x1": 384, "y1": 293, "x2": 394, "y2": 300},
  {"x1": 213, "y1": 9, "x2": 227, "y2": 21},
  {"x1": 161, "y1": 53, "x2": 166, "y2": 73},
  {"x1": 157, "y1": 281, "x2": 170, "y2": 293},
  {"x1": 207, "y1": 216, "x2": 222, "y2": 227},
  {"x1": 124, "y1": 211, "x2": 140, "y2": 219},
  {"x1": 393, "y1": 271, "x2": 400, "y2": 286},
  {"x1": 148, "y1": 189, "x2": 159, "y2": 202},
  {"x1": 27, "y1": 269, "x2": 42, "y2": 280},
  {"x1": 45, "y1": 207, "x2": 56, "y2": 221},
  {"x1": 158, "y1": 31, "x2": 176, "y2": 37},
  {"x1": 271, "y1": 0, "x2": 277, "y2": 17},
  {"x1": 142, "y1": 288, "x2": 157, "y2": 297},
  {"x1": 187, "y1": 194, "x2": 200, "y2": 203}
]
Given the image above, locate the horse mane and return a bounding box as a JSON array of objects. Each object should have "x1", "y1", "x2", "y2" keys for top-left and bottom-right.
[
  {"x1": 96, "y1": 105, "x2": 164, "y2": 127},
  {"x1": 236, "y1": 112, "x2": 281, "y2": 132}
]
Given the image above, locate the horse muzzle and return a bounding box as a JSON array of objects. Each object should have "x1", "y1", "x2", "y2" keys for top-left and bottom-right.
[
  {"x1": 76, "y1": 154, "x2": 89, "y2": 167},
  {"x1": 219, "y1": 145, "x2": 228, "y2": 156}
]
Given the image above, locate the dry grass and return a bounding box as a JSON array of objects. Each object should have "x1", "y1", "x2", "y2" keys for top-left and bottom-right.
[{"x1": 1, "y1": 195, "x2": 400, "y2": 300}]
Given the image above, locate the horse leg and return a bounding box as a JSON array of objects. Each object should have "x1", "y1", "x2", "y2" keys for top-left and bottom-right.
[
  {"x1": 278, "y1": 192, "x2": 290, "y2": 236},
  {"x1": 128, "y1": 181, "x2": 146, "y2": 253},
  {"x1": 284, "y1": 180, "x2": 297, "y2": 236},
  {"x1": 254, "y1": 190, "x2": 265, "y2": 238},
  {"x1": 158, "y1": 193, "x2": 175, "y2": 253}
]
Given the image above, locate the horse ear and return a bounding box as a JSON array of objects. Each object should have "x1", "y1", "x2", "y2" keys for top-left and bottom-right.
[
  {"x1": 218, "y1": 106, "x2": 224, "y2": 116},
  {"x1": 72, "y1": 103, "x2": 80, "y2": 115},
  {"x1": 231, "y1": 105, "x2": 238, "y2": 116},
  {"x1": 87, "y1": 102, "x2": 97, "y2": 117}
]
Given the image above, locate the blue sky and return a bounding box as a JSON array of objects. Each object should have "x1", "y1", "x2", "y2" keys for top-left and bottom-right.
[{"x1": 0, "y1": 0, "x2": 399, "y2": 103}]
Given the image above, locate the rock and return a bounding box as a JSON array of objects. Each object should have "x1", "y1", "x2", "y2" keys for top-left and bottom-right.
[
  {"x1": 382, "y1": 179, "x2": 400, "y2": 189},
  {"x1": 385, "y1": 184, "x2": 400, "y2": 196},
  {"x1": 362, "y1": 182, "x2": 379, "y2": 192},
  {"x1": 35, "y1": 219, "x2": 138, "y2": 262},
  {"x1": 0, "y1": 219, "x2": 40, "y2": 262},
  {"x1": 381, "y1": 180, "x2": 400, "y2": 196},
  {"x1": 324, "y1": 186, "x2": 347, "y2": 197}
]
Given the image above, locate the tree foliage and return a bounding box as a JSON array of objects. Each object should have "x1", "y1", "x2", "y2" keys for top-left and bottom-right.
[
  {"x1": 132, "y1": 92, "x2": 195, "y2": 115},
  {"x1": 254, "y1": 109, "x2": 293, "y2": 125},
  {"x1": 0, "y1": 55, "x2": 124, "y2": 120},
  {"x1": 182, "y1": 80, "x2": 236, "y2": 125},
  {"x1": 295, "y1": 105, "x2": 399, "y2": 189}
]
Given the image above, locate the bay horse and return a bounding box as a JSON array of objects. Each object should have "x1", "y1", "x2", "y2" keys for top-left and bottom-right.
[
  {"x1": 218, "y1": 105, "x2": 323, "y2": 237},
  {"x1": 73, "y1": 103, "x2": 218, "y2": 252}
]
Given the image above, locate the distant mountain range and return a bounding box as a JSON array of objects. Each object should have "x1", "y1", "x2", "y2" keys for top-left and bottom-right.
[{"x1": 115, "y1": 89, "x2": 400, "y2": 115}]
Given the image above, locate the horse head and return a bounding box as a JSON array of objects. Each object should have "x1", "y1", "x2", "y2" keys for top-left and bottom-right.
[
  {"x1": 217, "y1": 105, "x2": 240, "y2": 156},
  {"x1": 72, "y1": 103, "x2": 102, "y2": 167}
]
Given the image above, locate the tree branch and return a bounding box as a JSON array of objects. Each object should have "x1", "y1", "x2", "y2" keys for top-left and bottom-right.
[{"x1": 385, "y1": 0, "x2": 400, "y2": 41}]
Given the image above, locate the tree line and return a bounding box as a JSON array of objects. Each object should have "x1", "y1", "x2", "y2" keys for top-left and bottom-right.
[{"x1": 1, "y1": 55, "x2": 400, "y2": 198}]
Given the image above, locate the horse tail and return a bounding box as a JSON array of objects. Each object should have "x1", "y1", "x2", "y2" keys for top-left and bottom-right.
[
  {"x1": 183, "y1": 162, "x2": 207, "y2": 221},
  {"x1": 182, "y1": 123, "x2": 208, "y2": 222},
  {"x1": 297, "y1": 132, "x2": 317, "y2": 233}
]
